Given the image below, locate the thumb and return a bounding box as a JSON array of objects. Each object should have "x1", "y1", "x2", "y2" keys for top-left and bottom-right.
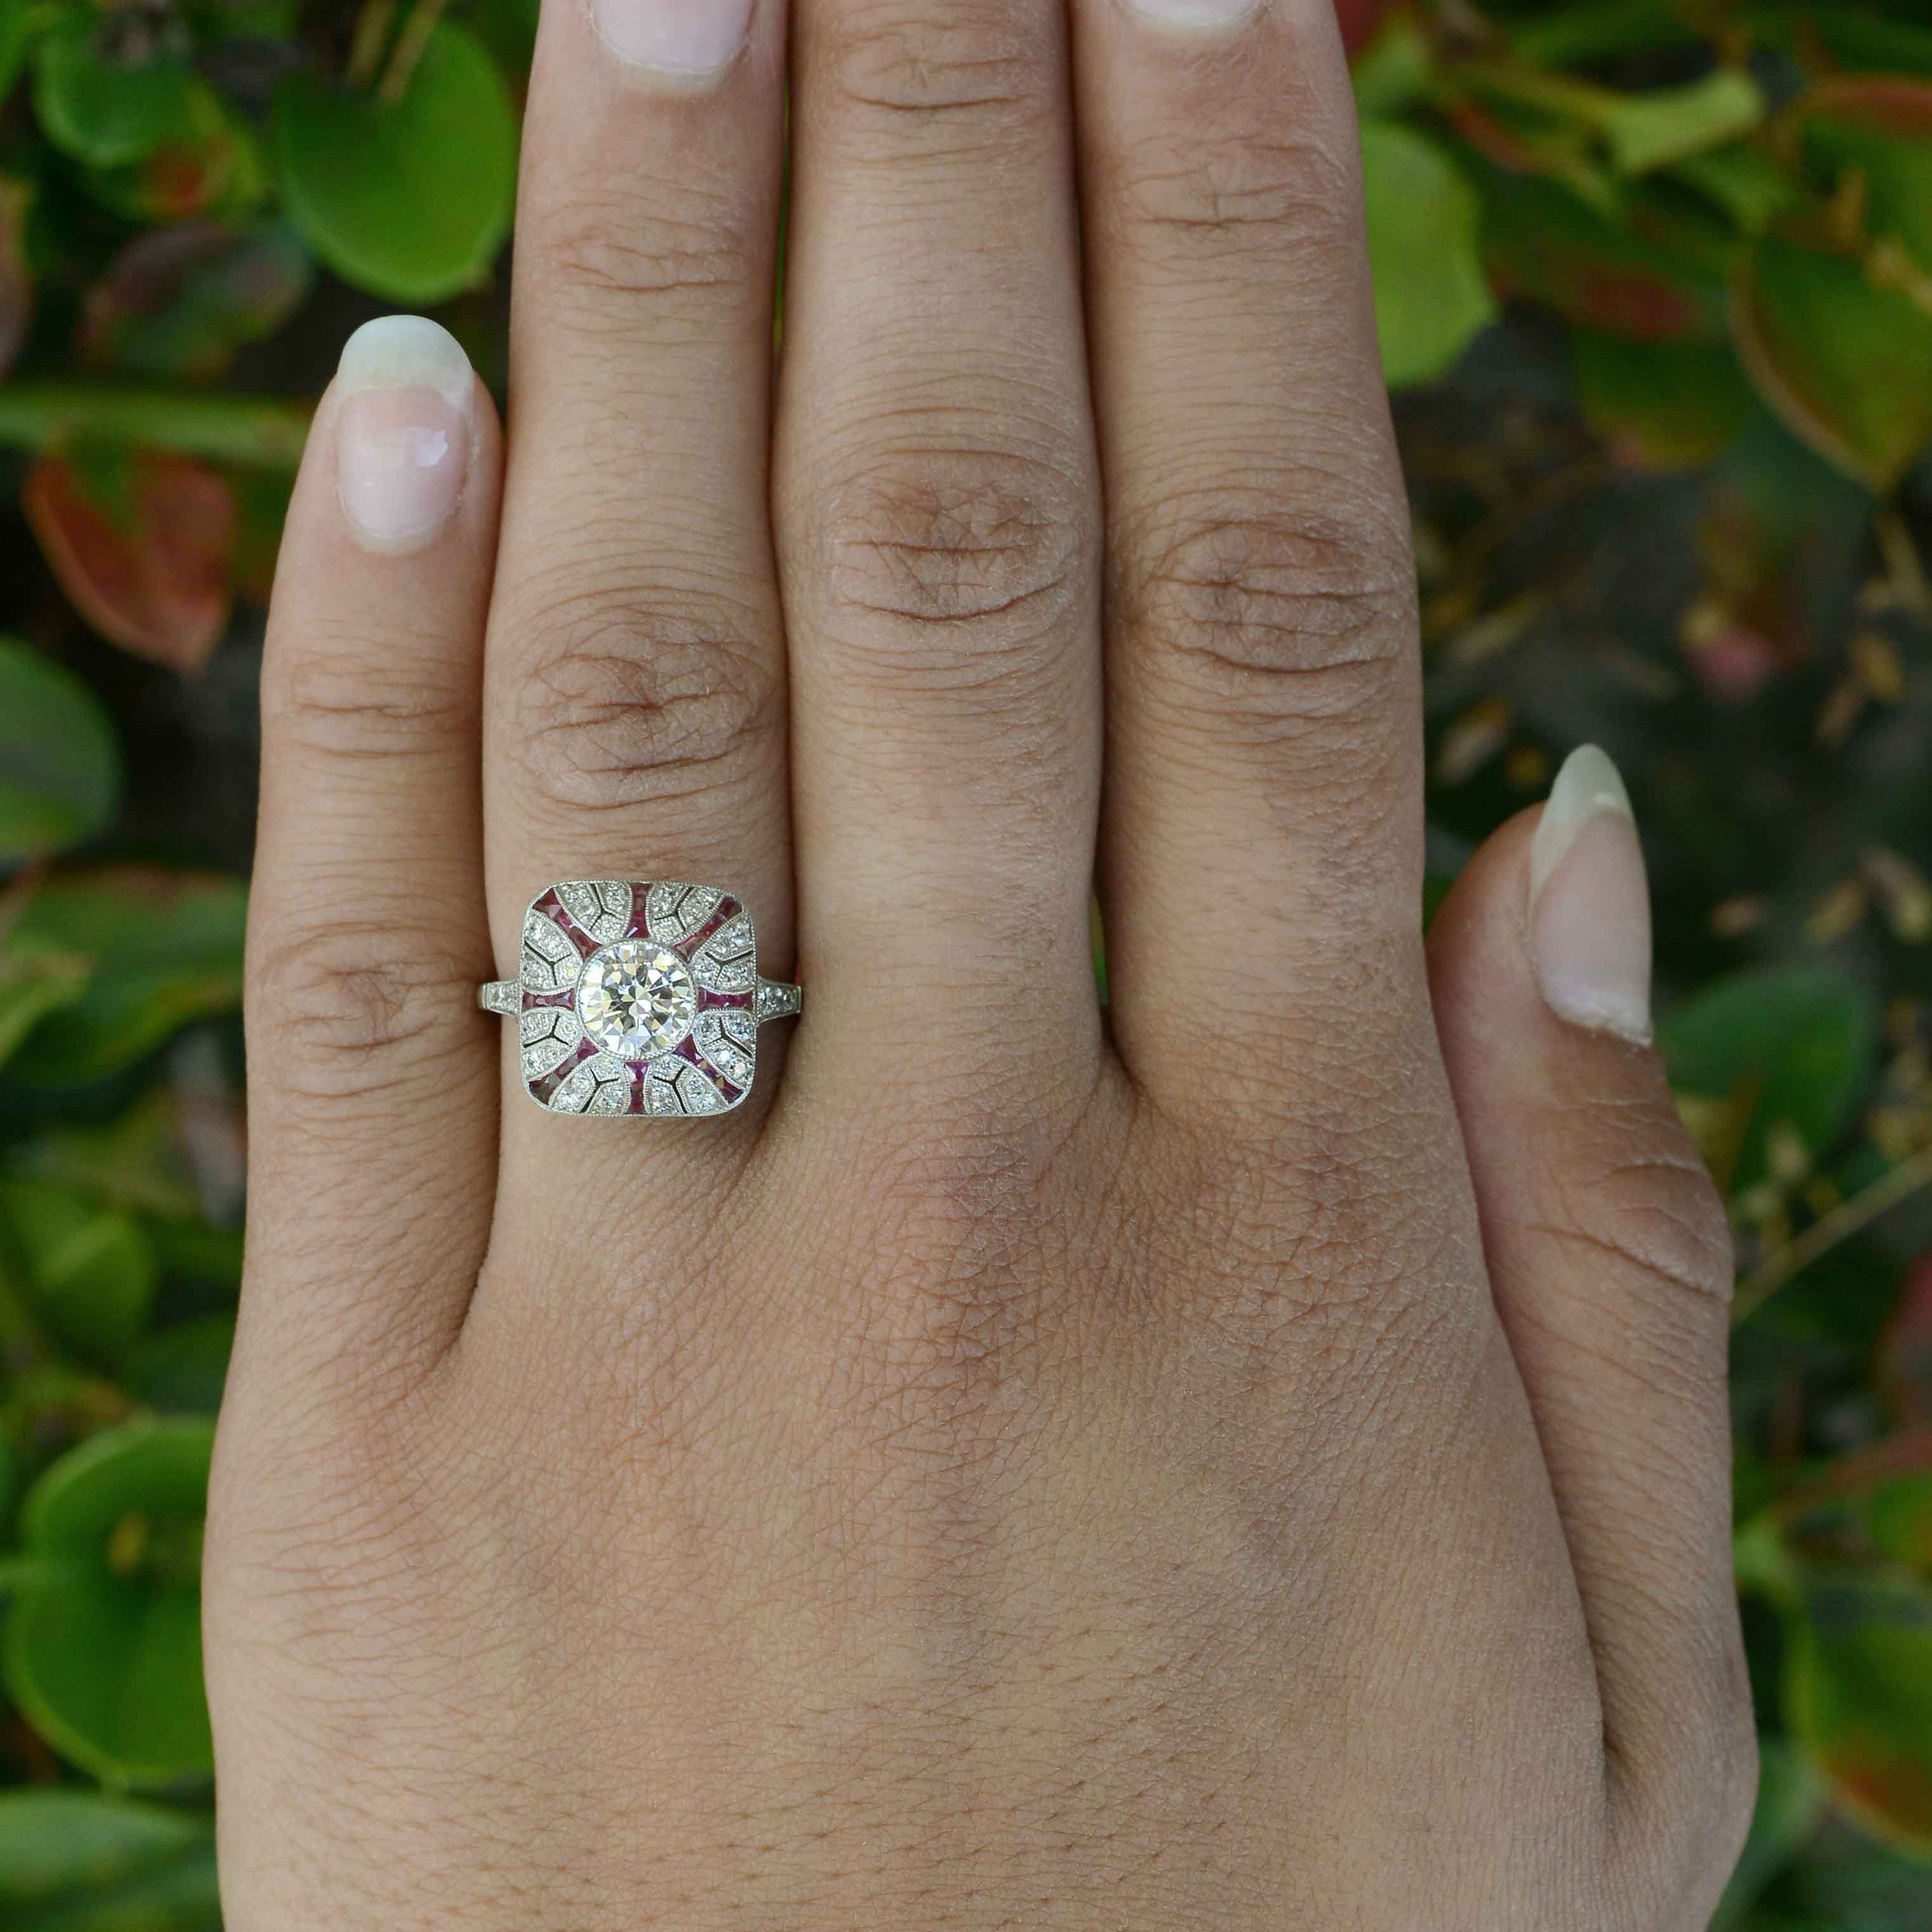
[{"x1": 1427, "y1": 747, "x2": 1755, "y2": 1901}]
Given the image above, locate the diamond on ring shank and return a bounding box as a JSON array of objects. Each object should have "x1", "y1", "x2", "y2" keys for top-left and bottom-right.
[{"x1": 576, "y1": 940, "x2": 697, "y2": 1060}]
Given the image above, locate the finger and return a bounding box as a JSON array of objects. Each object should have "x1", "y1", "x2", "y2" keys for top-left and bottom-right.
[
  {"x1": 1071, "y1": 0, "x2": 1423, "y2": 1115},
  {"x1": 1428, "y1": 748, "x2": 1754, "y2": 1891},
  {"x1": 242, "y1": 317, "x2": 501, "y2": 1398},
  {"x1": 480, "y1": 0, "x2": 792, "y2": 1153},
  {"x1": 773, "y1": 0, "x2": 1104, "y2": 1097}
]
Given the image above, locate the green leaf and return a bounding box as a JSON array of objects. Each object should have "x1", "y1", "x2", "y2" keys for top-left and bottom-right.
[
  {"x1": 0, "y1": 383, "x2": 312, "y2": 470},
  {"x1": 20, "y1": 1843, "x2": 221, "y2": 1931},
  {"x1": 1350, "y1": 7, "x2": 1430, "y2": 119},
  {"x1": 1709, "y1": 1736, "x2": 1825, "y2": 1931},
  {"x1": 32, "y1": 23, "x2": 199, "y2": 169},
  {"x1": 0, "y1": 952, "x2": 91, "y2": 1069},
  {"x1": 147, "y1": 1217, "x2": 242, "y2": 1294},
  {"x1": 1596, "y1": 70, "x2": 1766, "y2": 179},
  {"x1": 1787, "y1": 1572, "x2": 1932, "y2": 1857},
  {"x1": 1, "y1": 1179, "x2": 157, "y2": 1362},
  {"x1": 4, "y1": 1418, "x2": 215, "y2": 1789},
  {"x1": 0, "y1": 0, "x2": 42, "y2": 102},
  {"x1": 11, "y1": 1092, "x2": 205, "y2": 1220},
  {"x1": 122, "y1": 1315, "x2": 232, "y2": 1416},
  {"x1": 1508, "y1": 0, "x2": 1703, "y2": 69},
  {"x1": 1572, "y1": 329, "x2": 1756, "y2": 470},
  {"x1": 0, "y1": 636, "x2": 123, "y2": 864},
  {"x1": 1458, "y1": 61, "x2": 1764, "y2": 179},
  {"x1": 0, "y1": 1789, "x2": 209, "y2": 1905},
  {"x1": 1735, "y1": 235, "x2": 1932, "y2": 494},
  {"x1": 1798, "y1": 77, "x2": 1932, "y2": 280},
  {"x1": 1806, "y1": 6, "x2": 1932, "y2": 82},
  {"x1": 1669, "y1": 141, "x2": 1796, "y2": 235},
  {"x1": 1360, "y1": 121, "x2": 1497, "y2": 389},
  {"x1": 6, "y1": 870, "x2": 247, "y2": 1087},
  {"x1": 273, "y1": 21, "x2": 516, "y2": 303},
  {"x1": 1661, "y1": 963, "x2": 1882, "y2": 1195}
]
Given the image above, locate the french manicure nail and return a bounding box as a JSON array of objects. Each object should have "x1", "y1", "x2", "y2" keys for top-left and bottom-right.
[
  {"x1": 334, "y1": 315, "x2": 473, "y2": 553},
  {"x1": 1120, "y1": 0, "x2": 1266, "y2": 32},
  {"x1": 591, "y1": 0, "x2": 754, "y2": 79},
  {"x1": 1528, "y1": 745, "x2": 1654, "y2": 1046}
]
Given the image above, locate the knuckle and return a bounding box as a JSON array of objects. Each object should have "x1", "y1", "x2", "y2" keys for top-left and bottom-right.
[
  {"x1": 1548, "y1": 1099, "x2": 1736, "y2": 1316},
  {"x1": 1630, "y1": 1652, "x2": 1758, "y2": 1923},
  {"x1": 1145, "y1": 1068, "x2": 1489, "y2": 1404},
  {"x1": 1702, "y1": 1702, "x2": 1760, "y2": 1873},
  {"x1": 833, "y1": 1123, "x2": 1070, "y2": 1433},
  {"x1": 1117, "y1": 483, "x2": 1416, "y2": 730},
  {"x1": 265, "y1": 629, "x2": 472, "y2": 763},
  {"x1": 249, "y1": 915, "x2": 473, "y2": 1096},
  {"x1": 522, "y1": 180, "x2": 754, "y2": 330},
  {"x1": 1116, "y1": 125, "x2": 1364, "y2": 263},
  {"x1": 822, "y1": 1, "x2": 1041, "y2": 130},
  {"x1": 818, "y1": 442, "x2": 1088, "y2": 664},
  {"x1": 507, "y1": 586, "x2": 779, "y2": 817}
]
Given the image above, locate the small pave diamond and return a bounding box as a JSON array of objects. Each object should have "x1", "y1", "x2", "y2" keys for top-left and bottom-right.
[
  {"x1": 577, "y1": 940, "x2": 697, "y2": 1061},
  {"x1": 756, "y1": 978, "x2": 802, "y2": 1022},
  {"x1": 550, "y1": 1053, "x2": 632, "y2": 1115},
  {"x1": 521, "y1": 907, "x2": 582, "y2": 995},
  {"x1": 556, "y1": 879, "x2": 633, "y2": 946},
  {"x1": 520, "y1": 1004, "x2": 585, "y2": 1079}
]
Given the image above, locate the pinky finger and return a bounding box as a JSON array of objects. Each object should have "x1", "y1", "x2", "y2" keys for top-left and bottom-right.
[
  {"x1": 237, "y1": 316, "x2": 503, "y2": 1415},
  {"x1": 1427, "y1": 748, "x2": 1756, "y2": 1910}
]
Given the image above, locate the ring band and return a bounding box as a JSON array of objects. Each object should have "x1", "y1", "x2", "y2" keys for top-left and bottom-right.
[{"x1": 479, "y1": 880, "x2": 801, "y2": 1117}]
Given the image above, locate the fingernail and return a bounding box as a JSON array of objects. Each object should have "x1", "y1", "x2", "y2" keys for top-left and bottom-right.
[
  {"x1": 591, "y1": 0, "x2": 754, "y2": 79},
  {"x1": 1120, "y1": 0, "x2": 1266, "y2": 32},
  {"x1": 334, "y1": 315, "x2": 473, "y2": 553},
  {"x1": 1528, "y1": 746, "x2": 1654, "y2": 1046}
]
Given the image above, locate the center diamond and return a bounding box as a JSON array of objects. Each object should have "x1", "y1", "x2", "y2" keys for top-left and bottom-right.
[{"x1": 576, "y1": 941, "x2": 697, "y2": 1060}]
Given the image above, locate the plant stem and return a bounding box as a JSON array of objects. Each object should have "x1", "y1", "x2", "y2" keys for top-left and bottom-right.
[
  {"x1": 1733, "y1": 1143, "x2": 1932, "y2": 1328},
  {"x1": 345, "y1": 0, "x2": 397, "y2": 88},
  {"x1": 0, "y1": 386, "x2": 312, "y2": 471},
  {"x1": 1768, "y1": 1426, "x2": 1932, "y2": 1521},
  {"x1": 378, "y1": 0, "x2": 447, "y2": 105}
]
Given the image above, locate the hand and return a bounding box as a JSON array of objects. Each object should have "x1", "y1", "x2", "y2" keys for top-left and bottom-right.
[{"x1": 208, "y1": 0, "x2": 1755, "y2": 1924}]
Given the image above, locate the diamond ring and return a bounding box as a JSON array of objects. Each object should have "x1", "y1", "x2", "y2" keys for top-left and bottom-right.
[{"x1": 479, "y1": 881, "x2": 801, "y2": 1117}]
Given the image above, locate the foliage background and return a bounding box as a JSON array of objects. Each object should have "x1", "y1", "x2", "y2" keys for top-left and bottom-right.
[{"x1": 2, "y1": 0, "x2": 1932, "y2": 1922}]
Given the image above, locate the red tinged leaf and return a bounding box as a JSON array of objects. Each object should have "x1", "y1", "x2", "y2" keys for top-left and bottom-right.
[
  {"x1": 1787, "y1": 1573, "x2": 1932, "y2": 1856},
  {"x1": 1801, "y1": 76, "x2": 1932, "y2": 144},
  {"x1": 1881, "y1": 1257, "x2": 1932, "y2": 1429},
  {"x1": 1479, "y1": 171, "x2": 1724, "y2": 341},
  {"x1": 1734, "y1": 237, "x2": 1932, "y2": 492},
  {"x1": 1336, "y1": 0, "x2": 1392, "y2": 55},
  {"x1": 77, "y1": 77, "x2": 265, "y2": 227},
  {"x1": 81, "y1": 223, "x2": 312, "y2": 381},
  {"x1": 0, "y1": 178, "x2": 29, "y2": 380},
  {"x1": 22, "y1": 450, "x2": 236, "y2": 673}
]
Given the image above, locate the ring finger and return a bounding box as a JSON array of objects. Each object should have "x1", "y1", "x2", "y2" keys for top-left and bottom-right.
[{"x1": 480, "y1": 0, "x2": 792, "y2": 1207}]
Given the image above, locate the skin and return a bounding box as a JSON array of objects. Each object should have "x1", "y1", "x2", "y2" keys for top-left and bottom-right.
[{"x1": 207, "y1": 0, "x2": 1756, "y2": 1925}]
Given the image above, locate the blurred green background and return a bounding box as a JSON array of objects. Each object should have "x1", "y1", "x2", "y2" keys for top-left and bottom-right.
[{"x1": 3, "y1": 0, "x2": 1932, "y2": 1922}]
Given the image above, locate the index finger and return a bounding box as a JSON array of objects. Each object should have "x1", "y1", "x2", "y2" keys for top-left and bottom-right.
[{"x1": 240, "y1": 318, "x2": 503, "y2": 1405}]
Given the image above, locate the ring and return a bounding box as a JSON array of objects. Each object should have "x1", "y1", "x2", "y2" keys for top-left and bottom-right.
[{"x1": 479, "y1": 880, "x2": 801, "y2": 1117}]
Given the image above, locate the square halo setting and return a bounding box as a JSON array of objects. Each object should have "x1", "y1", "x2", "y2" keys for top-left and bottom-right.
[{"x1": 515, "y1": 881, "x2": 758, "y2": 1117}]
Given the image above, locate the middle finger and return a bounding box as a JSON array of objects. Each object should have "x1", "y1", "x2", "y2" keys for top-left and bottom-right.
[{"x1": 775, "y1": 0, "x2": 1104, "y2": 1110}]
